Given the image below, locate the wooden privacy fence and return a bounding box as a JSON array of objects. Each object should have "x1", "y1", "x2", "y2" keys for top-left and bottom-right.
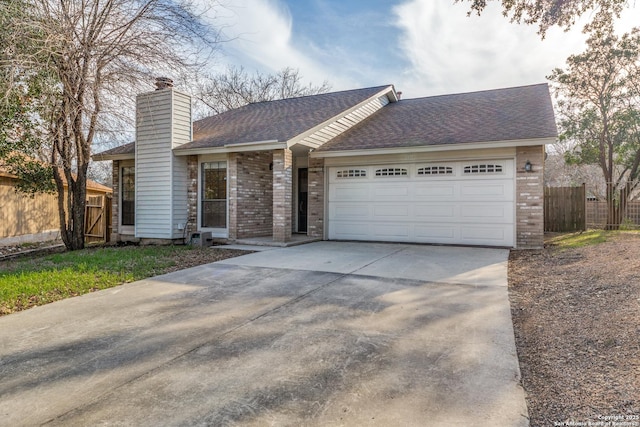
[
  {"x1": 84, "y1": 194, "x2": 112, "y2": 243},
  {"x1": 587, "y1": 200, "x2": 640, "y2": 229},
  {"x1": 586, "y1": 181, "x2": 640, "y2": 229},
  {"x1": 544, "y1": 185, "x2": 586, "y2": 232}
]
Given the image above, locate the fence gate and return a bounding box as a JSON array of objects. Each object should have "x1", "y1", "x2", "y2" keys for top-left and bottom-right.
[
  {"x1": 84, "y1": 195, "x2": 112, "y2": 243},
  {"x1": 544, "y1": 185, "x2": 586, "y2": 232}
]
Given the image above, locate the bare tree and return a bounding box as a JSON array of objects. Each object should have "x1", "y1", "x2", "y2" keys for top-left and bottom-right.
[
  {"x1": 195, "y1": 66, "x2": 331, "y2": 116},
  {"x1": 0, "y1": 0, "x2": 219, "y2": 250},
  {"x1": 456, "y1": 0, "x2": 629, "y2": 36}
]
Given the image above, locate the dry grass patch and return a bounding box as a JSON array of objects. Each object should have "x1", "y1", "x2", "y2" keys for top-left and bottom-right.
[{"x1": 509, "y1": 232, "x2": 640, "y2": 426}]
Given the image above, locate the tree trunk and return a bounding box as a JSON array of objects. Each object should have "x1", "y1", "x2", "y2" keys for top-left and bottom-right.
[
  {"x1": 52, "y1": 166, "x2": 87, "y2": 251},
  {"x1": 605, "y1": 182, "x2": 632, "y2": 230}
]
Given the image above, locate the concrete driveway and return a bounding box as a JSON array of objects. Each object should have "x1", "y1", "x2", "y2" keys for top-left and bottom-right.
[{"x1": 0, "y1": 242, "x2": 527, "y2": 426}]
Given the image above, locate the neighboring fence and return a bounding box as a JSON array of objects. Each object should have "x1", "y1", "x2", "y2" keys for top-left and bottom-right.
[
  {"x1": 586, "y1": 181, "x2": 640, "y2": 230},
  {"x1": 84, "y1": 194, "x2": 112, "y2": 244},
  {"x1": 587, "y1": 200, "x2": 640, "y2": 229},
  {"x1": 544, "y1": 185, "x2": 586, "y2": 232},
  {"x1": 1, "y1": 173, "x2": 112, "y2": 245},
  {"x1": 546, "y1": 182, "x2": 640, "y2": 231},
  {"x1": 0, "y1": 175, "x2": 61, "y2": 243}
]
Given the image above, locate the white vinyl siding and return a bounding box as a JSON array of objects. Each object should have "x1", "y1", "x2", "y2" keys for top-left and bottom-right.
[
  {"x1": 328, "y1": 160, "x2": 515, "y2": 247},
  {"x1": 171, "y1": 155, "x2": 189, "y2": 238},
  {"x1": 135, "y1": 89, "x2": 192, "y2": 239},
  {"x1": 297, "y1": 95, "x2": 390, "y2": 149}
]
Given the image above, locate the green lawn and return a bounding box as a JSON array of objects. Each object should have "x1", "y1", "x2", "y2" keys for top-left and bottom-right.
[
  {"x1": 0, "y1": 245, "x2": 233, "y2": 315},
  {"x1": 546, "y1": 229, "x2": 640, "y2": 249}
]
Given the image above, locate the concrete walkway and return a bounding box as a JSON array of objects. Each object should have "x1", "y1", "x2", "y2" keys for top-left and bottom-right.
[{"x1": 0, "y1": 242, "x2": 528, "y2": 426}]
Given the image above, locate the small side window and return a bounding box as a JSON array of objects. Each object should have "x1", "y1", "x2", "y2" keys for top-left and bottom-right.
[
  {"x1": 336, "y1": 169, "x2": 367, "y2": 178},
  {"x1": 375, "y1": 168, "x2": 408, "y2": 177},
  {"x1": 463, "y1": 164, "x2": 503, "y2": 174},
  {"x1": 417, "y1": 166, "x2": 453, "y2": 176}
]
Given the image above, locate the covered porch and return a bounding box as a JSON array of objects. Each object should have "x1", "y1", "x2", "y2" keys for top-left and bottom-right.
[{"x1": 196, "y1": 147, "x2": 324, "y2": 245}]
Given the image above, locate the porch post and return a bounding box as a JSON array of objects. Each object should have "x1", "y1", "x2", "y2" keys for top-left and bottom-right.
[
  {"x1": 228, "y1": 153, "x2": 238, "y2": 240},
  {"x1": 273, "y1": 148, "x2": 292, "y2": 243},
  {"x1": 307, "y1": 157, "x2": 325, "y2": 238}
]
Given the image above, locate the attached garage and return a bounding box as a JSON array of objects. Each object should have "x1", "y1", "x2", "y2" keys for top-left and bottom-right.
[
  {"x1": 328, "y1": 160, "x2": 515, "y2": 247},
  {"x1": 314, "y1": 83, "x2": 559, "y2": 249}
]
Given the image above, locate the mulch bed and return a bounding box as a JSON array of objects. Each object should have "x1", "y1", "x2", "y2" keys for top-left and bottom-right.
[{"x1": 509, "y1": 233, "x2": 640, "y2": 426}]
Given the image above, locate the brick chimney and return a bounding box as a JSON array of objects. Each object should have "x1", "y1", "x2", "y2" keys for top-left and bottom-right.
[{"x1": 155, "y1": 77, "x2": 174, "y2": 90}]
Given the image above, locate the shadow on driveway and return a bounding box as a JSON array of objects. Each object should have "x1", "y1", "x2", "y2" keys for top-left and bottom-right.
[{"x1": 0, "y1": 243, "x2": 527, "y2": 426}]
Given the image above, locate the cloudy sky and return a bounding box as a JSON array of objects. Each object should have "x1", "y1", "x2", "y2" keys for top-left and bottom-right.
[{"x1": 207, "y1": 0, "x2": 639, "y2": 99}]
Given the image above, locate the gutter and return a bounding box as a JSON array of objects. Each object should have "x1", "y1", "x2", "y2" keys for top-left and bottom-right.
[{"x1": 310, "y1": 137, "x2": 557, "y2": 158}]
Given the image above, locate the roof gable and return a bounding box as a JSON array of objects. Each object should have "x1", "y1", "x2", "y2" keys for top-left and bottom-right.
[
  {"x1": 316, "y1": 83, "x2": 558, "y2": 152},
  {"x1": 176, "y1": 85, "x2": 394, "y2": 151}
]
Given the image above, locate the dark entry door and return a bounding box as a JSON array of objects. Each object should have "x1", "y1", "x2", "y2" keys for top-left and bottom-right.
[{"x1": 298, "y1": 168, "x2": 308, "y2": 232}]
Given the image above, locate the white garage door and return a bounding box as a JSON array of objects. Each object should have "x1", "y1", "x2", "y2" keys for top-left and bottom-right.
[{"x1": 328, "y1": 160, "x2": 515, "y2": 247}]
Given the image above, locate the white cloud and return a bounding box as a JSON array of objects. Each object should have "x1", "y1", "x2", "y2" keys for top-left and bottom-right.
[
  {"x1": 392, "y1": 0, "x2": 592, "y2": 97},
  {"x1": 209, "y1": 0, "x2": 356, "y2": 89},
  {"x1": 197, "y1": 0, "x2": 639, "y2": 98}
]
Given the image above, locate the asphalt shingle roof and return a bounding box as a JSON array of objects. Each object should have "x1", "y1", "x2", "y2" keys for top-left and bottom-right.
[
  {"x1": 177, "y1": 85, "x2": 392, "y2": 151},
  {"x1": 316, "y1": 83, "x2": 557, "y2": 152},
  {"x1": 95, "y1": 83, "x2": 557, "y2": 158},
  {"x1": 97, "y1": 142, "x2": 135, "y2": 157},
  {"x1": 95, "y1": 85, "x2": 392, "y2": 157}
]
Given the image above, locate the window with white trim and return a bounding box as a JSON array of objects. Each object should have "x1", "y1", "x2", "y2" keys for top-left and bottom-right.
[
  {"x1": 463, "y1": 164, "x2": 503, "y2": 174},
  {"x1": 201, "y1": 162, "x2": 227, "y2": 228},
  {"x1": 336, "y1": 169, "x2": 367, "y2": 178},
  {"x1": 375, "y1": 168, "x2": 408, "y2": 177},
  {"x1": 417, "y1": 166, "x2": 453, "y2": 176},
  {"x1": 121, "y1": 166, "x2": 135, "y2": 226}
]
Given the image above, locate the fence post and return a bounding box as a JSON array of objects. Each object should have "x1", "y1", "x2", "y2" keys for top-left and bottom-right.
[{"x1": 581, "y1": 183, "x2": 586, "y2": 231}]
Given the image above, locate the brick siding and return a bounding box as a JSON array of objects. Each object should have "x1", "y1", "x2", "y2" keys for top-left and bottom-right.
[
  {"x1": 228, "y1": 152, "x2": 273, "y2": 239},
  {"x1": 273, "y1": 149, "x2": 292, "y2": 242},
  {"x1": 516, "y1": 145, "x2": 545, "y2": 248},
  {"x1": 308, "y1": 157, "x2": 325, "y2": 238},
  {"x1": 186, "y1": 155, "x2": 198, "y2": 238}
]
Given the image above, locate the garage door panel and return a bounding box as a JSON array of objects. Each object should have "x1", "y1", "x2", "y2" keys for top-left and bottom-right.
[
  {"x1": 373, "y1": 223, "x2": 410, "y2": 239},
  {"x1": 414, "y1": 225, "x2": 456, "y2": 240},
  {"x1": 331, "y1": 222, "x2": 370, "y2": 238},
  {"x1": 460, "y1": 226, "x2": 513, "y2": 244},
  {"x1": 331, "y1": 185, "x2": 370, "y2": 201},
  {"x1": 414, "y1": 205, "x2": 456, "y2": 218},
  {"x1": 328, "y1": 161, "x2": 515, "y2": 247},
  {"x1": 460, "y1": 182, "x2": 514, "y2": 199},
  {"x1": 333, "y1": 204, "x2": 370, "y2": 219},
  {"x1": 373, "y1": 204, "x2": 410, "y2": 218},
  {"x1": 414, "y1": 184, "x2": 456, "y2": 198},
  {"x1": 374, "y1": 185, "x2": 410, "y2": 198},
  {"x1": 461, "y1": 204, "x2": 510, "y2": 219}
]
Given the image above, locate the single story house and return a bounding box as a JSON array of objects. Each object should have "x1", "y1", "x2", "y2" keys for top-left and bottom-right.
[{"x1": 94, "y1": 79, "x2": 557, "y2": 248}]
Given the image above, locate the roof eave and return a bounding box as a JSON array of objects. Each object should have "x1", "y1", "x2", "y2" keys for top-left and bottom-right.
[
  {"x1": 310, "y1": 136, "x2": 557, "y2": 158},
  {"x1": 174, "y1": 141, "x2": 287, "y2": 156},
  {"x1": 91, "y1": 153, "x2": 135, "y2": 161}
]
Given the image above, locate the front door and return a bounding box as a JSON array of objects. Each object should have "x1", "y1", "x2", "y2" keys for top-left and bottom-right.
[{"x1": 298, "y1": 168, "x2": 308, "y2": 232}]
